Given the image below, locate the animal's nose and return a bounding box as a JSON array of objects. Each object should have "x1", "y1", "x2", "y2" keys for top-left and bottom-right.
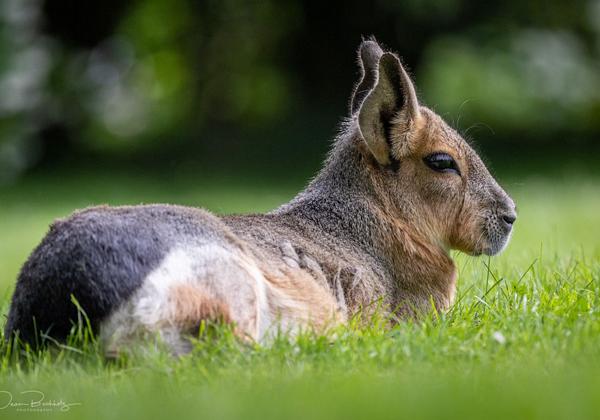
[
  {"x1": 497, "y1": 193, "x2": 516, "y2": 227},
  {"x1": 501, "y1": 211, "x2": 517, "y2": 226}
]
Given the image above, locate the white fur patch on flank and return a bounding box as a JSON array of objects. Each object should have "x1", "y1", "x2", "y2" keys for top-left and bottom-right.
[
  {"x1": 99, "y1": 244, "x2": 272, "y2": 356},
  {"x1": 136, "y1": 247, "x2": 198, "y2": 326}
]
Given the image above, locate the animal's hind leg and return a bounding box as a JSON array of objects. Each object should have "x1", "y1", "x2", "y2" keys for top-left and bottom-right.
[
  {"x1": 99, "y1": 245, "x2": 269, "y2": 356},
  {"x1": 168, "y1": 284, "x2": 233, "y2": 330}
]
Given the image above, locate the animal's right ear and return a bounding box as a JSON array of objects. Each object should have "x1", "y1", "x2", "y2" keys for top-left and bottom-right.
[{"x1": 351, "y1": 40, "x2": 421, "y2": 166}]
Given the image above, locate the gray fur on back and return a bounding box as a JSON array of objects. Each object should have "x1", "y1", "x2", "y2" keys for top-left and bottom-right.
[{"x1": 4, "y1": 205, "x2": 244, "y2": 343}]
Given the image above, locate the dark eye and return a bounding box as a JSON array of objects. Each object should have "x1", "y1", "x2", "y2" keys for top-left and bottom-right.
[{"x1": 423, "y1": 153, "x2": 461, "y2": 175}]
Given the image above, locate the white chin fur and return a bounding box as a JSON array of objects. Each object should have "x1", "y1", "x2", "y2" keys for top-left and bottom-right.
[{"x1": 484, "y1": 229, "x2": 513, "y2": 256}]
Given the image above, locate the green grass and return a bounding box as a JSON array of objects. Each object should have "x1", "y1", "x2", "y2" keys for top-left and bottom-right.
[{"x1": 0, "y1": 168, "x2": 599, "y2": 419}]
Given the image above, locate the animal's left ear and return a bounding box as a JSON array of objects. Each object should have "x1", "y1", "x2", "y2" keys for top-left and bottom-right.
[{"x1": 352, "y1": 43, "x2": 421, "y2": 166}]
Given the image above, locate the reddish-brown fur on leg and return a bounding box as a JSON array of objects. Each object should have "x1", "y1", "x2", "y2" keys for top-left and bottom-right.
[{"x1": 168, "y1": 284, "x2": 232, "y2": 331}]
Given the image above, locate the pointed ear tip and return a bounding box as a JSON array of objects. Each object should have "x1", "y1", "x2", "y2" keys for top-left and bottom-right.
[
  {"x1": 379, "y1": 52, "x2": 401, "y2": 64},
  {"x1": 359, "y1": 39, "x2": 379, "y2": 48},
  {"x1": 358, "y1": 39, "x2": 383, "y2": 59},
  {"x1": 375, "y1": 52, "x2": 401, "y2": 76}
]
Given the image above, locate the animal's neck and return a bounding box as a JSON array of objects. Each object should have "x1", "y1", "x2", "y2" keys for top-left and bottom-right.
[
  {"x1": 274, "y1": 130, "x2": 382, "y2": 248},
  {"x1": 274, "y1": 130, "x2": 457, "y2": 312}
]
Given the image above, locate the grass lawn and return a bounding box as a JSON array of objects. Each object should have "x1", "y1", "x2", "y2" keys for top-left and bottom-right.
[{"x1": 0, "y1": 167, "x2": 598, "y2": 419}]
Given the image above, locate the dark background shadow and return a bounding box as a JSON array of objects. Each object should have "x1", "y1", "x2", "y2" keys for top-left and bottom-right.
[{"x1": 0, "y1": 0, "x2": 598, "y2": 183}]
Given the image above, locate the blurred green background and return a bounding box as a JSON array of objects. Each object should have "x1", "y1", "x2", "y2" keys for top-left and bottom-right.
[
  {"x1": 0, "y1": 0, "x2": 598, "y2": 315},
  {"x1": 0, "y1": 0, "x2": 599, "y2": 182},
  {"x1": 1, "y1": 0, "x2": 599, "y2": 294},
  {"x1": 0, "y1": 0, "x2": 598, "y2": 287},
  {"x1": 1, "y1": 2, "x2": 600, "y2": 418}
]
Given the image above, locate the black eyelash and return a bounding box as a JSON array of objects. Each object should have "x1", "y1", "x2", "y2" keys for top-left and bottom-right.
[{"x1": 423, "y1": 153, "x2": 461, "y2": 175}]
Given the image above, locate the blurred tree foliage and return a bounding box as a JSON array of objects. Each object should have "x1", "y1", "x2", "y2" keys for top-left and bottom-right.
[{"x1": 0, "y1": 0, "x2": 599, "y2": 182}]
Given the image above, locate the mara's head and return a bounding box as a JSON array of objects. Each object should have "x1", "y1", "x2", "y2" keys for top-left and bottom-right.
[{"x1": 350, "y1": 39, "x2": 516, "y2": 256}]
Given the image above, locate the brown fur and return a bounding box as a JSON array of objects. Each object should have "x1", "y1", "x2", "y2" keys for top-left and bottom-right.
[
  {"x1": 221, "y1": 40, "x2": 515, "y2": 327},
  {"x1": 169, "y1": 284, "x2": 232, "y2": 331}
]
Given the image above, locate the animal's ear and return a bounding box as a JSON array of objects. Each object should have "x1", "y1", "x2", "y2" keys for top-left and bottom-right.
[
  {"x1": 350, "y1": 40, "x2": 385, "y2": 116},
  {"x1": 352, "y1": 41, "x2": 421, "y2": 166}
]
